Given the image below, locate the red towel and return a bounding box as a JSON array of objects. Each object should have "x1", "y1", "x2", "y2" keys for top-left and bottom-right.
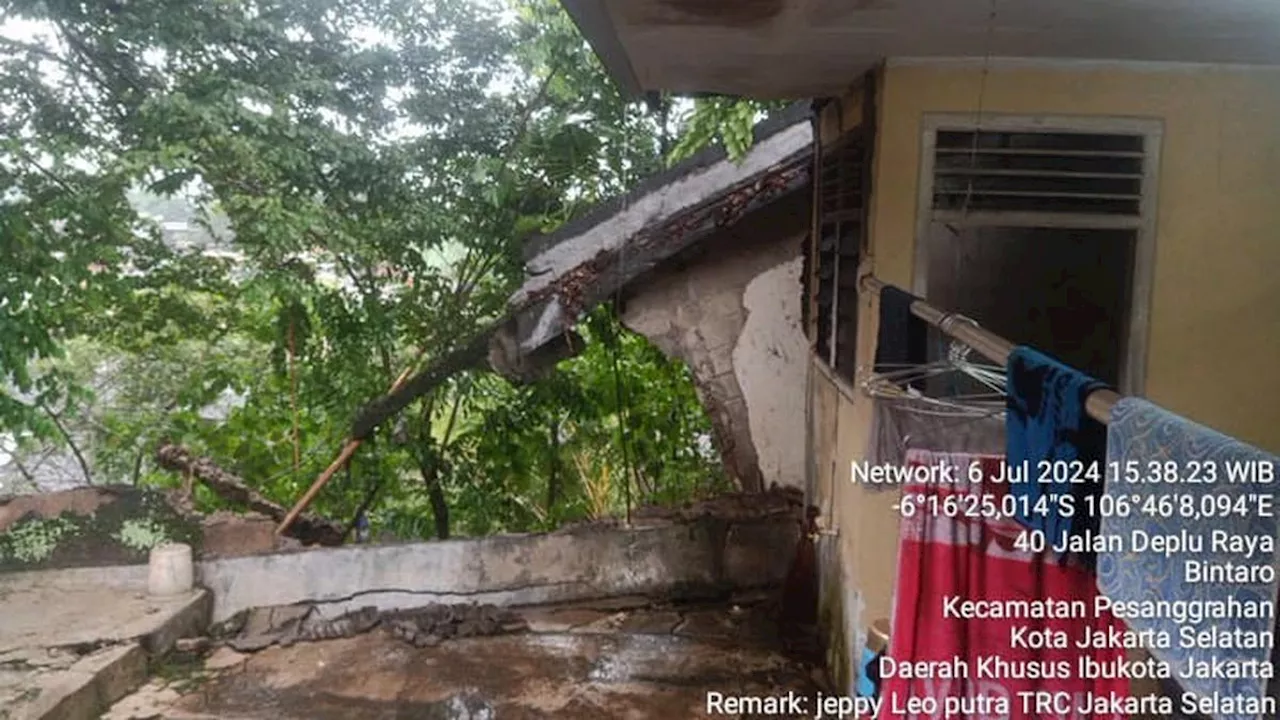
[{"x1": 879, "y1": 449, "x2": 1129, "y2": 719}]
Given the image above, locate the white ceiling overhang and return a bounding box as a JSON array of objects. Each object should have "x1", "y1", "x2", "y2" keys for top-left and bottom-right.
[{"x1": 562, "y1": 0, "x2": 1280, "y2": 98}]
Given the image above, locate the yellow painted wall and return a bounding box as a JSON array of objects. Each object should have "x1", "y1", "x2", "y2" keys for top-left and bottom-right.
[
  {"x1": 810, "y1": 59, "x2": 1280, "y2": 694},
  {"x1": 810, "y1": 77, "x2": 906, "y2": 694},
  {"x1": 874, "y1": 60, "x2": 1280, "y2": 452}
]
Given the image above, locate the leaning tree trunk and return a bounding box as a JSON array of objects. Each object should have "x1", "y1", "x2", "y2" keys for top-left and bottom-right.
[
  {"x1": 416, "y1": 457, "x2": 450, "y2": 540},
  {"x1": 155, "y1": 443, "x2": 345, "y2": 546},
  {"x1": 546, "y1": 416, "x2": 561, "y2": 513}
]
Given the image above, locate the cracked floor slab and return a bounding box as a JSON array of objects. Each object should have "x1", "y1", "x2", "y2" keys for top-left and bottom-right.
[
  {"x1": 106, "y1": 598, "x2": 826, "y2": 720},
  {"x1": 0, "y1": 573, "x2": 212, "y2": 720}
]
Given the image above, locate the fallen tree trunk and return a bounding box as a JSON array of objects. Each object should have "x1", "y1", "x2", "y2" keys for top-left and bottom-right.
[
  {"x1": 155, "y1": 443, "x2": 345, "y2": 547},
  {"x1": 275, "y1": 244, "x2": 592, "y2": 537},
  {"x1": 349, "y1": 323, "x2": 500, "y2": 442}
]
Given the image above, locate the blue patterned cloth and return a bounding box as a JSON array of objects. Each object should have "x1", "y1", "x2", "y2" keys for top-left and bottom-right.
[
  {"x1": 1006, "y1": 346, "x2": 1109, "y2": 564},
  {"x1": 1098, "y1": 398, "x2": 1280, "y2": 720}
]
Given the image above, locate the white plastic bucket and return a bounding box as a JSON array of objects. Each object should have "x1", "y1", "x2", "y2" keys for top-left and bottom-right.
[{"x1": 147, "y1": 542, "x2": 194, "y2": 597}]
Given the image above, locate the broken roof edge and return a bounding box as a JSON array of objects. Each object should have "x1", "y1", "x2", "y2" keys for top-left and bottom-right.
[
  {"x1": 490, "y1": 148, "x2": 812, "y2": 384},
  {"x1": 521, "y1": 101, "x2": 813, "y2": 263}
]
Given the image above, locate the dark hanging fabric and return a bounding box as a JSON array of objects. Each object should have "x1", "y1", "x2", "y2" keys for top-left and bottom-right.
[
  {"x1": 1005, "y1": 345, "x2": 1110, "y2": 570},
  {"x1": 874, "y1": 285, "x2": 929, "y2": 372}
]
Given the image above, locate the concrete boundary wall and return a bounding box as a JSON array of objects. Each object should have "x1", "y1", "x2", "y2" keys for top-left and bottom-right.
[
  {"x1": 200, "y1": 516, "x2": 797, "y2": 622},
  {"x1": 5, "y1": 513, "x2": 799, "y2": 623}
]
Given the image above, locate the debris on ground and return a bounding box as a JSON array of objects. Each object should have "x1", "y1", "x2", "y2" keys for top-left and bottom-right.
[
  {"x1": 105, "y1": 595, "x2": 830, "y2": 720},
  {"x1": 385, "y1": 604, "x2": 527, "y2": 648},
  {"x1": 173, "y1": 637, "x2": 211, "y2": 653},
  {"x1": 212, "y1": 602, "x2": 528, "y2": 654},
  {"x1": 203, "y1": 589, "x2": 810, "y2": 662}
]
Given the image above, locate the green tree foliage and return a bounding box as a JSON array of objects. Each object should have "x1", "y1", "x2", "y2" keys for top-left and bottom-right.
[
  {"x1": 666, "y1": 96, "x2": 791, "y2": 164},
  {"x1": 0, "y1": 0, "x2": 759, "y2": 538}
]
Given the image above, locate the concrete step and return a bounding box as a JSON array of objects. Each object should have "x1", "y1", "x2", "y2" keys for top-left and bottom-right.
[
  {"x1": 0, "y1": 585, "x2": 211, "y2": 720},
  {"x1": 8, "y1": 644, "x2": 146, "y2": 720}
]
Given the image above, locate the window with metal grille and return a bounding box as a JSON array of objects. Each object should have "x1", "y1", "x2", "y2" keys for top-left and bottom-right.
[
  {"x1": 930, "y1": 129, "x2": 1146, "y2": 224},
  {"x1": 812, "y1": 133, "x2": 867, "y2": 376}
]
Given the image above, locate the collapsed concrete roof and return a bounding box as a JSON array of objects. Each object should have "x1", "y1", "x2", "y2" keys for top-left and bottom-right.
[
  {"x1": 489, "y1": 102, "x2": 814, "y2": 382},
  {"x1": 348, "y1": 104, "x2": 814, "y2": 438}
]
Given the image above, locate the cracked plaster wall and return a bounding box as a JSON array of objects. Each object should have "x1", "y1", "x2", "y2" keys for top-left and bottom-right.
[{"x1": 620, "y1": 195, "x2": 809, "y2": 492}]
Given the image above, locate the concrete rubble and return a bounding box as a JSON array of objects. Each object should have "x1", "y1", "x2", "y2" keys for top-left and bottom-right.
[{"x1": 208, "y1": 602, "x2": 529, "y2": 653}]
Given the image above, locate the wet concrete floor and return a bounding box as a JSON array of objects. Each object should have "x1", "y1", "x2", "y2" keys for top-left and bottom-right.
[{"x1": 108, "y1": 596, "x2": 827, "y2": 719}]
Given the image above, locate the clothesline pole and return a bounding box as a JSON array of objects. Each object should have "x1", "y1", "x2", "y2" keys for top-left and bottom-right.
[{"x1": 859, "y1": 275, "x2": 1121, "y2": 424}]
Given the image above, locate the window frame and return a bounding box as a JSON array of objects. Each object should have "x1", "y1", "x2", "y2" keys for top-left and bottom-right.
[
  {"x1": 808, "y1": 76, "x2": 877, "y2": 381},
  {"x1": 912, "y1": 113, "x2": 1164, "y2": 396}
]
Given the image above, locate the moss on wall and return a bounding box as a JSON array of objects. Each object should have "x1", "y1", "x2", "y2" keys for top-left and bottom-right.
[
  {"x1": 816, "y1": 535, "x2": 854, "y2": 694},
  {"x1": 0, "y1": 487, "x2": 201, "y2": 572},
  {"x1": 819, "y1": 570, "x2": 852, "y2": 693}
]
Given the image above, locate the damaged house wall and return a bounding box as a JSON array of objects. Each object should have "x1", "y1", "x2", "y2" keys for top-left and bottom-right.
[
  {"x1": 620, "y1": 194, "x2": 809, "y2": 491},
  {"x1": 491, "y1": 106, "x2": 814, "y2": 493}
]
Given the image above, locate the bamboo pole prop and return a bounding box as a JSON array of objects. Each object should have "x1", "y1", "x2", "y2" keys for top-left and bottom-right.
[
  {"x1": 274, "y1": 362, "x2": 418, "y2": 538},
  {"x1": 859, "y1": 275, "x2": 1121, "y2": 424},
  {"x1": 289, "y1": 319, "x2": 300, "y2": 472},
  {"x1": 273, "y1": 309, "x2": 509, "y2": 539}
]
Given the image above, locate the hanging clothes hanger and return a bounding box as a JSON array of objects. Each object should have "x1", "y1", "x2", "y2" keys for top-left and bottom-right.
[{"x1": 862, "y1": 337, "x2": 1006, "y2": 419}]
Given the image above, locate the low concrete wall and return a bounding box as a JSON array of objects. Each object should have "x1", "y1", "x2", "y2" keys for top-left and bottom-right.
[
  {"x1": 7, "y1": 509, "x2": 800, "y2": 624},
  {"x1": 200, "y1": 514, "x2": 798, "y2": 622},
  {"x1": 0, "y1": 486, "x2": 202, "y2": 573}
]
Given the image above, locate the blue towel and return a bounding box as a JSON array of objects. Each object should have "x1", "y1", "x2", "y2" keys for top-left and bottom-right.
[
  {"x1": 1005, "y1": 346, "x2": 1109, "y2": 565},
  {"x1": 1098, "y1": 398, "x2": 1280, "y2": 720}
]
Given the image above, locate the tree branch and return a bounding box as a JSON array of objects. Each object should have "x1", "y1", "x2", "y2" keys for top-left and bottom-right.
[
  {"x1": 341, "y1": 476, "x2": 383, "y2": 542},
  {"x1": 501, "y1": 60, "x2": 563, "y2": 165},
  {"x1": 49, "y1": 20, "x2": 132, "y2": 121},
  {"x1": 13, "y1": 147, "x2": 80, "y2": 196},
  {"x1": 332, "y1": 250, "x2": 395, "y2": 380},
  {"x1": 130, "y1": 444, "x2": 145, "y2": 485},
  {"x1": 350, "y1": 321, "x2": 499, "y2": 440},
  {"x1": 38, "y1": 401, "x2": 93, "y2": 486},
  {"x1": 438, "y1": 387, "x2": 463, "y2": 448},
  {"x1": 155, "y1": 443, "x2": 345, "y2": 546},
  {"x1": 11, "y1": 457, "x2": 40, "y2": 492},
  {"x1": 0, "y1": 36, "x2": 78, "y2": 73}
]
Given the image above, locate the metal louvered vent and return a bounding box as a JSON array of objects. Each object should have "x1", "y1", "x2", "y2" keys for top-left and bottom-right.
[
  {"x1": 931, "y1": 130, "x2": 1145, "y2": 218},
  {"x1": 820, "y1": 137, "x2": 863, "y2": 222},
  {"x1": 813, "y1": 135, "x2": 865, "y2": 374}
]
